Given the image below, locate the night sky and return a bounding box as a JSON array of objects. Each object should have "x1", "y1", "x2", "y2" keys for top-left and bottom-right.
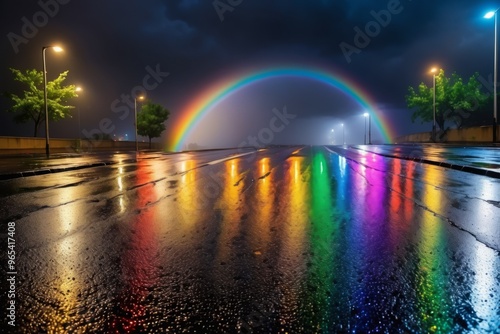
[{"x1": 1, "y1": 0, "x2": 498, "y2": 148}]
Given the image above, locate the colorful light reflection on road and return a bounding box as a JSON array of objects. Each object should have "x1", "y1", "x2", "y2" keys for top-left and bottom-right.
[{"x1": 10, "y1": 147, "x2": 500, "y2": 333}]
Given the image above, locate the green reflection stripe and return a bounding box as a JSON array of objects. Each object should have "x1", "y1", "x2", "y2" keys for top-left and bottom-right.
[{"x1": 300, "y1": 151, "x2": 339, "y2": 332}]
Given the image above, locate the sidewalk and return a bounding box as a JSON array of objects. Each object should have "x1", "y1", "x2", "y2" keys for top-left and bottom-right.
[
  {"x1": 354, "y1": 144, "x2": 500, "y2": 179},
  {"x1": 0, "y1": 151, "x2": 143, "y2": 180}
]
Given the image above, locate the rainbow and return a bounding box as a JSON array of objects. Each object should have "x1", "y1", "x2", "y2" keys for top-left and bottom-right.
[{"x1": 167, "y1": 65, "x2": 396, "y2": 151}]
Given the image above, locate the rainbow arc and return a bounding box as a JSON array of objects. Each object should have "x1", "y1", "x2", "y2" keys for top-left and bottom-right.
[{"x1": 167, "y1": 66, "x2": 396, "y2": 151}]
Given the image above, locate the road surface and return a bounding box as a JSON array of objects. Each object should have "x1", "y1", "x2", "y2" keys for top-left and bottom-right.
[{"x1": 1, "y1": 145, "x2": 499, "y2": 333}]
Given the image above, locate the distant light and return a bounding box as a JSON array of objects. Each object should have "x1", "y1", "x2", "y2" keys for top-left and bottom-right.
[
  {"x1": 485, "y1": 11, "x2": 496, "y2": 19},
  {"x1": 430, "y1": 67, "x2": 438, "y2": 73},
  {"x1": 75, "y1": 86, "x2": 82, "y2": 92},
  {"x1": 53, "y1": 46, "x2": 63, "y2": 52},
  {"x1": 331, "y1": 129, "x2": 334, "y2": 132},
  {"x1": 341, "y1": 123, "x2": 344, "y2": 127},
  {"x1": 363, "y1": 112, "x2": 369, "y2": 117}
]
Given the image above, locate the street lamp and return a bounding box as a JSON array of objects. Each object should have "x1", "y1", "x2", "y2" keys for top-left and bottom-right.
[
  {"x1": 363, "y1": 113, "x2": 368, "y2": 145},
  {"x1": 134, "y1": 95, "x2": 144, "y2": 152},
  {"x1": 42, "y1": 45, "x2": 63, "y2": 158},
  {"x1": 485, "y1": 10, "x2": 498, "y2": 142},
  {"x1": 75, "y1": 86, "x2": 82, "y2": 139},
  {"x1": 430, "y1": 67, "x2": 438, "y2": 141}
]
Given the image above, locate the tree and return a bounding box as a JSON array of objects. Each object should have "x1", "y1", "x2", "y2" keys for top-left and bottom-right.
[
  {"x1": 406, "y1": 69, "x2": 489, "y2": 133},
  {"x1": 7, "y1": 68, "x2": 78, "y2": 137},
  {"x1": 137, "y1": 101, "x2": 170, "y2": 149}
]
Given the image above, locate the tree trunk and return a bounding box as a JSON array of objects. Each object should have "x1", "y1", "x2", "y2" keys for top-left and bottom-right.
[
  {"x1": 436, "y1": 114, "x2": 445, "y2": 131},
  {"x1": 34, "y1": 121, "x2": 39, "y2": 137}
]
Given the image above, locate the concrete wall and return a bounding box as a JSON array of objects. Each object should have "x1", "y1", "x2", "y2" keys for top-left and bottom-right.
[
  {"x1": 0, "y1": 136, "x2": 164, "y2": 154},
  {"x1": 395, "y1": 125, "x2": 500, "y2": 143}
]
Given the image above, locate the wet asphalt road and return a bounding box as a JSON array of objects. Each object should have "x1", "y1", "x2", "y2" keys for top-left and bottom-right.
[{"x1": 1, "y1": 145, "x2": 499, "y2": 333}]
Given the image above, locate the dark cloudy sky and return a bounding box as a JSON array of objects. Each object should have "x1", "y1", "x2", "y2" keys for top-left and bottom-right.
[{"x1": 0, "y1": 0, "x2": 498, "y2": 148}]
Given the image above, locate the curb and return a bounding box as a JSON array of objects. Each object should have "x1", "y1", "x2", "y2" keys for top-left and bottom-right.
[{"x1": 352, "y1": 146, "x2": 500, "y2": 179}]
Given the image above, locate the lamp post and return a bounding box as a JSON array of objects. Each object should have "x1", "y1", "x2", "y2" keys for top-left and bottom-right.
[
  {"x1": 363, "y1": 113, "x2": 368, "y2": 145},
  {"x1": 430, "y1": 67, "x2": 438, "y2": 141},
  {"x1": 75, "y1": 86, "x2": 82, "y2": 139},
  {"x1": 134, "y1": 96, "x2": 144, "y2": 152},
  {"x1": 368, "y1": 114, "x2": 372, "y2": 145},
  {"x1": 485, "y1": 10, "x2": 498, "y2": 142},
  {"x1": 42, "y1": 45, "x2": 63, "y2": 158},
  {"x1": 341, "y1": 123, "x2": 345, "y2": 145}
]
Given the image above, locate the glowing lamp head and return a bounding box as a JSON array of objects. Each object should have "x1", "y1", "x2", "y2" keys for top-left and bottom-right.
[
  {"x1": 52, "y1": 46, "x2": 63, "y2": 52},
  {"x1": 485, "y1": 11, "x2": 496, "y2": 19},
  {"x1": 363, "y1": 112, "x2": 369, "y2": 117},
  {"x1": 75, "y1": 86, "x2": 82, "y2": 92}
]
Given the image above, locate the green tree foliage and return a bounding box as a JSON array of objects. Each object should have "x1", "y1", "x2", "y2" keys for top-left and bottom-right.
[
  {"x1": 137, "y1": 101, "x2": 170, "y2": 149},
  {"x1": 7, "y1": 68, "x2": 78, "y2": 137},
  {"x1": 406, "y1": 69, "x2": 489, "y2": 131}
]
